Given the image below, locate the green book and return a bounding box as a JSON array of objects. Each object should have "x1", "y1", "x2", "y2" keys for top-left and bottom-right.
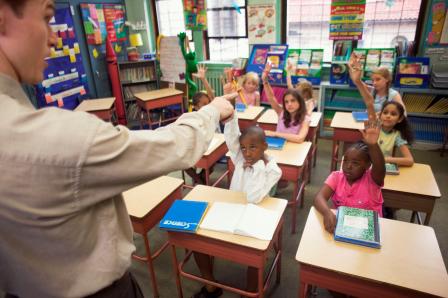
[
  {"x1": 385, "y1": 163, "x2": 399, "y2": 175},
  {"x1": 334, "y1": 206, "x2": 381, "y2": 249}
]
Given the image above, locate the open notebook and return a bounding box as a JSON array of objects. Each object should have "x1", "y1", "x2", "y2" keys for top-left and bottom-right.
[{"x1": 200, "y1": 202, "x2": 284, "y2": 240}]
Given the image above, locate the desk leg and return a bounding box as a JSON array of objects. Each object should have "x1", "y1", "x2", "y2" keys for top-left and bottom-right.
[
  {"x1": 143, "y1": 235, "x2": 160, "y2": 298},
  {"x1": 299, "y1": 282, "x2": 308, "y2": 298},
  {"x1": 170, "y1": 245, "x2": 184, "y2": 298},
  {"x1": 276, "y1": 225, "x2": 282, "y2": 285},
  {"x1": 291, "y1": 181, "x2": 299, "y2": 234},
  {"x1": 258, "y1": 266, "x2": 264, "y2": 298},
  {"x1": 205, "y1": 168, "x2": 210, "y2": 186}
]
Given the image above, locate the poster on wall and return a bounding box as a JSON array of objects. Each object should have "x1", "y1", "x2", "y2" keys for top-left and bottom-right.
[
  {"x1": 184, "y1": 0, "x2": 207, "y2": 30},
  {"x1": 35, "y1": 7, "x2": 88, "y2": 110},
  {"x1": 329, "y1": 0, "x2": 366, "y2": 40},
  {"x1": 426, "y1": 0, "x2": 448, "y2": 46},
  {"x1": 248, "y1": 4, "x2": 276, "y2": 44},
  {"x1": 158, "y1": 36, "x2": 186, "y2": 84}
]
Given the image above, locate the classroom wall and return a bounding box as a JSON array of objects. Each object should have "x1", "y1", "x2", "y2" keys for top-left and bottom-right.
[{"x1": 125, "y1": 0, "x2": 153, "y2": 54}]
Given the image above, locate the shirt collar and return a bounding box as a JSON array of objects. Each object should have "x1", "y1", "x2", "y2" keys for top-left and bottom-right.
[{"x1": 0, "y1": 73, "x2": 34, "y2": 108}]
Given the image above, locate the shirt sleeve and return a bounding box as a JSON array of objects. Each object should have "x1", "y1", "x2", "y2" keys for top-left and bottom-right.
[
  {"x1": 245, "y1": 158, "x2": 282, "y2": 204},
  {"x1": 394, "y1": 131, "x2": 407, "y2": 147},
  {"x1": 77, "y1": 105, "x2": 220, "y2": 209},
  {"x1": 223, "y1": 114, "x2": 243, "y2": 162},
  {"x1": 324, "y1": 171, "x2": 340, "y2": 191}
]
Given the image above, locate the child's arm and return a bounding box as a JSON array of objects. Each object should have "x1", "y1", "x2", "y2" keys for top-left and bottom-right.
[
  {"x1": 266, "y1": 119, "x2": 310, "y2": 143},
  {"x1": 255, "y1": 91, "x2": 260, "y2": 106},
  {"x1": 262, "y1": 63, "x2": 283, "y2": 115},
  {"x1": 286, "y1": 62, "x2": 294, "y2": 89},
  {"x1": 305, "y1": 99, "x2": 315, "y2": 116},
  {"x1": 385, "y1": 144, "x2": 414, "y2": 166},
  {"x1": 223, "y1": 113, "x2": 241, "y2": 157},
  {"x1": 391, "y1": 92, "x2": 407, "y2": 115},
  {"x1": 193, "y1": 64, "x2": 215, "y2": 99},
  {"x1": 348, "y1": 53, "x2": 376, "y2": 120},
  {"x1": 245, "y1": 158, "x2": 282, "y2": 204},
  {"x1": 360, "y1": 119, "x2": 386, "y2": 186},
  {"x1": 314, "y1": 184, "x2": 336, "y2": 233}
]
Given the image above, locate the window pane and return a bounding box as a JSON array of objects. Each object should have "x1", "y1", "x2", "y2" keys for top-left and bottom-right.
[
  {"x1": 208, "y1": 0, "x2": 245, "y2": 9},
  {"x1": 207, "y1": 8, "x2": 246, "y2": 37},
  {"x1": 209, "y1": 38, "x2": 248, "y2": 61},
  {"x1": 286, "y1": 0, "x2": 421, "y2": 61},
  {"x1": 156, "y1": 0, "x2": 186, "y2": 36}
]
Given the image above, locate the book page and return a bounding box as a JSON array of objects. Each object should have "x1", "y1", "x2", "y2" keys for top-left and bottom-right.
[
  {"x1": 200, "y1": 202, "x2": 246, "y2": 234},
  {"x1": 234, "y1": 204, "x2": 282, "y2": 240}
]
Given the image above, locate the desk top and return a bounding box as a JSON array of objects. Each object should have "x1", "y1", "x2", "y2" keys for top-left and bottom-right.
[
  {"x1": 237, "y1": 106, "x2": 265, "y2": 120},
  {"x1": 204, "y1": 133, "x2": 226, "y2": 156},
  {"x1": 75, "y1": 97, "x2": 115, "y2": 112},
  {"x1": 384, "y1": 163, "x2": 441, "y2": 197},
  {"x1": 267, "y1": 141, "x2": 312, "y2": 167},
  {"x1": 135, "y1": 88, "x2": 184, "y2": 102},
  {"x1": 257, "y1": 110, "x2": 321, "y2": 128},
  {"x1": 296, "y1": 207, "x2": 448, "y2": 297},
  {"x1": 184, "y1": 185, "x2": 287, "y2": 250},
  {"x1": 123, "y1": 176, "x2": 184, "y2": 219},
  {"x1": 330, "y1": 112, "x2": 364, "y2": 130}
]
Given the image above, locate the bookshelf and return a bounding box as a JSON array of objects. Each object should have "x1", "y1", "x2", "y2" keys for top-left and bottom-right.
[
  {"x1": 319, "y1": 82, "x2": 448, "y2": 148},
  {"x1": 118, "y1": 60, "x2": 158, "y2": 126}
]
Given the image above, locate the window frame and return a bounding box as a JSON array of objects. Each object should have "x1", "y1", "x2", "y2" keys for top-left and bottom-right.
[
  {"x1": 282, "y1": 0, "x2": 427, "y2": 63},
  {"x1": 205, "y1": 0, "x2": 248, "y2": 60}
]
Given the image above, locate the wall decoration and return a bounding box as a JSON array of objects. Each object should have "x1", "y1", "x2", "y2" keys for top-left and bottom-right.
[
  {"x1": 36, "y1": 7, "x2": 88, "y2": 110},
  {"x1": 329, "y1": 0, "x2": 366, "y2": 40},
  {"x1": 183, "y1": 0, "x2": 207, "y2": 31},
  {"x1": 248, "y1": 4, "x2": 276, "y2": 44}
]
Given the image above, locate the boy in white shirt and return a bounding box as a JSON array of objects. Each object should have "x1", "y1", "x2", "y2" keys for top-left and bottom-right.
[
  {"x1": 192, "y1": 114, "x2": 281, "y2": 298},
  {"x1": 225, "y1": 115, "x2": 282, "y2": 203}
]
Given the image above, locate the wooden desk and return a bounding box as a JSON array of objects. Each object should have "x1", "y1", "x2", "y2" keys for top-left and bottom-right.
[
  {"x1": 227, "y1": 141, "x2": 312, "y2": 233},
  {"x1": 237, "y1": 106, "x2": 265, "y2": 130},
  {"x1": 330, "y1": 112, "x2": 364, "y2": 171},
  {"x1": 75, "y1": 97, "x2": 116, "y2": 123},
  {"x1": 135, "y1": 88, "x2": 184, "y2": 129},
  {"x1": 383, "y1": 163, "x2": 441, "y2": 225},
  {"x1": 123, "y1": 176, "x2": 184, "y2": 298},
  {"x1": 167, "y1": 185, "x2": 287, "y2": 298},
  {"x1": 256, "y1": 108, "x2": 277, "y2": 131},
  {"x1": 182, "y1": 133, "x2": 228, "y2": 187},
  {"x1": 296, "y1": 207, "x2": 448, "y2": 298}
]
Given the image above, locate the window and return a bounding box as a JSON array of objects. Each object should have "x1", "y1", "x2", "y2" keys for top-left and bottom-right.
[
  {"x1": 155, "y1": 0, "x2": 194, "y2": 50},
  {"x1": 286, "y1": 0, "x2": 422, "y2": 61},
  {"x1": 206, "y1": 0, "x2": 248, "y2": 61}
]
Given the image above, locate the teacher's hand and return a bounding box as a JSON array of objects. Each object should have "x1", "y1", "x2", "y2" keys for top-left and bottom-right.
[{"x1": 209, "y1": 96, "x2": 234, "y2": 122}]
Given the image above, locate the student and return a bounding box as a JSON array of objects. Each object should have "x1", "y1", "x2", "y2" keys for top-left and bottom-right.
[
  {"x1": 349, "y1": 52, "x2": 406, "y2": 113},
  {"x1": 314, "y1": 119, "x2": 386, "y2": 233},
  {"x1": 286, "y1": 64, "x2": 316, "y2": 115},
  {"x1": 349, "y1": 61, "x2": 415, "y2": 167},
  {"x1": 262, "y1": 63, "x2": 310, "y2": 143},
  {"x1": 0, "y1": 1, "x2": 234, "y2": 297},
  {"x1": 223, "y1": 68, "x2": 260, "y2": 106},
  {"x1": 192, "y1": 115, "x2": 281, "y2": 298},
  {"x1": 192, "y1": 64, "x2": 215, "y2": 111}
]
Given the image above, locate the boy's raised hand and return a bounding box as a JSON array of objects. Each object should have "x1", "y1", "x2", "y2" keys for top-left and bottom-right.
[
  {"x1": 360, "y1": 119, "x2": 382, "y2": 145},
  {"x1": 192, "y1": 64, "x2": 207, "y2": 80}
]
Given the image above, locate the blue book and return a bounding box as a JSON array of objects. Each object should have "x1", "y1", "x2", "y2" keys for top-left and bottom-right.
[
  {"x1": 236, "y1": 103, "x2": 247, "y2": 112},
  {"x1": 266, "y1": 136, "x2": 286, "y2": 150},
  {"x1": 159, "y1": 200, "x2": 208, "y2": 233},
  {"x1": 334, "y1": 206, "x2": 381, "y2": 249},
  {"x1": 352, "y1": 111, "x2": 369, "y2": 122}
]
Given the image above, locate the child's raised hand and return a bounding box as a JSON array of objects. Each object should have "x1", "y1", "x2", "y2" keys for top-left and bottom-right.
[
  {"x1": 360, "y1": 119, "x2": 382, "y2": 145},
  {"x1": 192, "y1": 64, "x2": 207, "y2": 80},
  {"x1": 348, "y1": 53, "x2": 362, "y2": 81},
  {"x1": 323, "y1": 210, "x2": 336, "y2": 234},
  {"x1": 262, "y1": 62, "x2": 272, "y2": 83},
  {"x1": 224, "y1": 67, "x2": 233, "y2": 83},
  {"x1": 223, "y1": 82, "x2": 234, "y2": 95},
  {"x1": 286, "y1": 61, "x2": 294, "y2": 73}
]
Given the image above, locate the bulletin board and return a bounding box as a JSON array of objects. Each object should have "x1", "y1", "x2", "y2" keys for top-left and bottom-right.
[
  {"x1": 158, "y1": 36, "x2": 186, "y2": 84},
  {"x1": 184, "y1": 0, "x2": 207, "y2": 30},
  {"x1": 36, "y1": 7, "x2": 89, "y2": 110},
  {"x1": 423, "y1": 0, "x2": 448, "y2": 67}
]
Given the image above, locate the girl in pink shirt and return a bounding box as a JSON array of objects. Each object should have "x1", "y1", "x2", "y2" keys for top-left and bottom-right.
[
  {"x1": 261, "y1": 63, "x2": 310, "y2": 143},
  {"x1": 314, "y1": 119, "x2": 386, "y2": 233}
]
